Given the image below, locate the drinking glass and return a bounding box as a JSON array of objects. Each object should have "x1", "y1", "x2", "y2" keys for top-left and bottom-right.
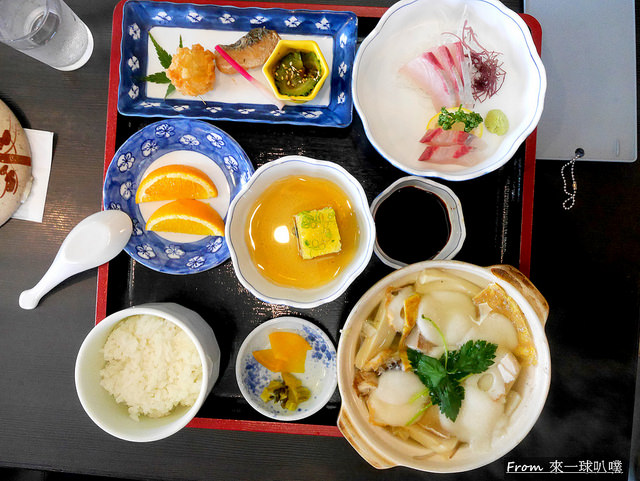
[{"x1": 0, "y1": 0, "x2": 93, "y2": 71}]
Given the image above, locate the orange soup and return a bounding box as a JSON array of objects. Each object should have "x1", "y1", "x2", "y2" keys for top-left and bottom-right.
[{"x1": 245, "y1": 175, "x2": 360, "y2": 289}]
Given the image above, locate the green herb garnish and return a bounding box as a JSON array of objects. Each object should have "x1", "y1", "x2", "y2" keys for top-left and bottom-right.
[
  {"x1": 407, "y1": 317, "x2": 497, "y2": 421},
  {"x1": 164, "y1": 83, "x2": 176, "y2": 99},
  {"x1": 148, "y1": 32, "x2": 172, "y2": 69},
  {"x1": 144, "y1": 33, "x2": 178, "y2": 98},
  {"x1": 437, "y1": 105, "x2": 483, "y2": 133},
  {"x1": 142, "y1": 71, "x2": 171, "y2": 84}
]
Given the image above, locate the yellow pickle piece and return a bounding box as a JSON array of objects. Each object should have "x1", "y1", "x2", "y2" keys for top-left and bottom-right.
[{"x1": 259, "y1": 372, "x2": 311, "y2": 411}]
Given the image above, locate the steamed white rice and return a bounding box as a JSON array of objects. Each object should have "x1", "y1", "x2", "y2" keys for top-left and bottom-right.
[{"x1": 100, "y1": 314, "x2": 203, "y2": 421}]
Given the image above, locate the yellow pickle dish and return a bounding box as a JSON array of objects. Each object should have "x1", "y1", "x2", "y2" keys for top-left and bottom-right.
[{"x1": 262, "y1": 39, "x2": 330, "y2": 103}]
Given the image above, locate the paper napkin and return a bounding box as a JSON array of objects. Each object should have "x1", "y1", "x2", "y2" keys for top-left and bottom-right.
[{"x1": 12, "y1": 128, "x2": 54, "y2": 223}]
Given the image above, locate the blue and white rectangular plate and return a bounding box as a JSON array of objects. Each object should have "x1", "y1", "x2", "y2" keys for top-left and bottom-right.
[{"x1": 118, "y1": 0, "x2": 358, "y2": 127}]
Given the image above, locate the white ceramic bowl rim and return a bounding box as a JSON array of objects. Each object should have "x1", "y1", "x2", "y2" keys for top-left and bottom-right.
[
  {"x1": 226, "y1": 155, "x2": 376, "y2": 308},
  {"x1": 370, "y1": 176, "x2": 466, "y2": 268},
  {"x1": 337, "y1": 260, "x2": 551, "y2": 472},
  {"x1": 352, "y1": 0, "x2": 547, "y2": 181},
  {"x1": 74, "y1": 303, "x2": 218, "y2": 442}
]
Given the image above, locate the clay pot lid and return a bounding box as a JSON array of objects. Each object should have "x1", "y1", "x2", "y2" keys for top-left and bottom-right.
[{"x1": 0, "y1": 99, "x2": 32, "y2": 226}]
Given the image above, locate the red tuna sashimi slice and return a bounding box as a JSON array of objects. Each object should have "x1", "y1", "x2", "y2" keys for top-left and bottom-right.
[
  {"x1": 400, "y1": 54, "x2": 457, "y2": 111},
  {"x1": 419, "y1": 144, "x2": 475, "y2": 164},
  {"x1": 419, "y1": 128, "x2": 482, "y2": 147}
]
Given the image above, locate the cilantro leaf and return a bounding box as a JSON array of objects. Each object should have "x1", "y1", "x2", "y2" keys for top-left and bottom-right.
[
  {"x1": 143, "y1": 71, "x2": 171, "y2": 84},
  {"x1": 148, "y1": 32, "x2": 172, "y2": 69},
  {"x1": 448, "y1": 340, "x2": 497, "y2": 377}
]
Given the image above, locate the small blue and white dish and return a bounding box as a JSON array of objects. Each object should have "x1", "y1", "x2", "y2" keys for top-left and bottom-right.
[
  {"x1": 236, "y1": 316, "x2": 337, "y2": 421},
  {"x1": 118, "y1": 0, "x2": 358, "y2": 127},
  {"x1": 103, "y1": 118, "x2": 253, "y2": 274}
]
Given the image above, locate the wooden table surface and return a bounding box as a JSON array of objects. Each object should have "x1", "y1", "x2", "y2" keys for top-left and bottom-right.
[{"x1": 0, "y1": 1, "x2": 638, "y2": 480}]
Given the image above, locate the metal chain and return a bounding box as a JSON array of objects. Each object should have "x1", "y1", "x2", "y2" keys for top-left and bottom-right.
[{"x1": 560, "y1": 148, "x2": 584, "y2": 210}]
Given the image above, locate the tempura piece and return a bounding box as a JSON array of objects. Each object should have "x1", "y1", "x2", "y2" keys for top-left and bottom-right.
[{"x1": 166, "y1": 44, "x2": 216, "y2": 96}]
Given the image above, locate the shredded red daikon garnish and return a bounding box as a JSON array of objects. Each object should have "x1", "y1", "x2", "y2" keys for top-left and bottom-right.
[{"x1": 448, "y1": 21, "x2": 506, "y2": 102}]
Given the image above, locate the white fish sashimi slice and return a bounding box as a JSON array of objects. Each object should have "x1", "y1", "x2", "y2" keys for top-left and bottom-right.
[
  {"x1": 432, "y1": 45, "x2": 462, "y2": 98},
  {"x1": 420, "y1": 128, "x2": 483, "y2": 148},
  {"x1": 445, "y1": 41, "x2": 474, "y2": 108},
  {"x1": 422, "y1": 50, "x2": 460, "y2": 108},
  {"x1": 400, "y1": 54, "x2": 457, "y2": 111},
  {"x1": 419, "y1": 144, "x2": 476, "y2": 164}
]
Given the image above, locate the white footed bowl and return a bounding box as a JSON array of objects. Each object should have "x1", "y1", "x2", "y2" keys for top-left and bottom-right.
[
  {"x1": 337, "y1": 260, "x2": 550, "y2": 472},
  {"x1": 75, "y1": 303, "x2": 220, "y2": 442},
  {"x1": 226, "y1": 155, "x2": 375, "y2": 308},
  {"x1": 353, "y1": 0, "x2": 546, "y2": 181}
]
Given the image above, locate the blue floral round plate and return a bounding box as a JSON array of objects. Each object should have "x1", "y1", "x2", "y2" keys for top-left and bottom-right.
[
  {"x1": 235, "y1": 316, "x2": 337, "y2": 421},
  {"x1": 103, "y1": 119, "x2": 253, "y2": 274}
]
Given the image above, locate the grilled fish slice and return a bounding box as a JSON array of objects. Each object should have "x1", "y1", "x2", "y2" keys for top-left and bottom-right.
[{"x1": 215, "y1": 28, "x2": 280, "y2": 74}]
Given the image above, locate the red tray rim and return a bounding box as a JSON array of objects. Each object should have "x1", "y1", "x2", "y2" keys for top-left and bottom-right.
[{"x1": 97, "y1": 0, "x2": 541, "y2": 438}]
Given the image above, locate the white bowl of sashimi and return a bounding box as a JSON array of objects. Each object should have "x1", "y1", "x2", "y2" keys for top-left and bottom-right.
[
  {"x1": 336, "y1": 261, "x2": 551, "y2": 472},
  {"x1": 353, "y1": 0, "x2": 546, "y2": 181}
]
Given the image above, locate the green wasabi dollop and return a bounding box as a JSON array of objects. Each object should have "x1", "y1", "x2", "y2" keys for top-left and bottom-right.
[{"x1": 485, "y1": 109, "x2": 509, "y2": 136}]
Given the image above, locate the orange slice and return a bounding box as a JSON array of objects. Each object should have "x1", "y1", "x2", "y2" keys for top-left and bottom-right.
[
  {"x1": 145, "y1": 199, "x2": 225, "y2": 236},
  {"x1": 253, "y1": 331, "x2": 312, "y2": 373},
  {"x1": 426, "y1": 107, "x2": 484, "y2": 138},
  {"x1": 135, "y1": 164, "x2": 218, "y2": 203}
]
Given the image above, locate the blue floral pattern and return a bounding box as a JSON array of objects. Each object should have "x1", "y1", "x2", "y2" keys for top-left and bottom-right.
[
  {"x1": 128, "y1": 23, "x2": 140, "y2": 40},
  {"x1": 206, "y1": 132, "x2": 225, "y2": 148},
  {"x1": 187, "y1": 11, "x2": 203, "y2": 23},
  {"x1": 127, "y1": 56, "x2": 139, "y2": 71},
  {"x1": 117, "y1": 2, "x2": 357, "y2": 127},
  {"x1": 119, "y1": 181, "x2": 133, "y2": 200},
  {"x1": 165, "y1": 245, "x2": 185, "y2": 259},
  {"x1": 206, "y1": 237, "x2": 223, "y2": 253},
  {"x1": 155, "y1": 123, "x2": 174, "y2": 138},
  {"x1": 141, "y1": 139, "x2": 158, "y2": 156},
  {"x1": 179, "y1": 134, "x2": 199, "y2": 146},
  {"x1": 117, "y1": 152, "x2": 134, "y2": 172},
  {"x1": 103, "y1": 119, "x2": 254, "y2": 274}
]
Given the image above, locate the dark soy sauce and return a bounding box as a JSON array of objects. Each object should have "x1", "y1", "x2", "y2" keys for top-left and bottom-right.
[{"x1": 374, "y1": 186, "x2": 450, "y2": 264}]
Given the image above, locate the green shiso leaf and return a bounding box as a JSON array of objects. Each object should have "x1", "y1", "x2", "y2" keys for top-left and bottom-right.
[
  {"x1": 148, "y1": 32, "x2": 172, "y2": 69},
  {"x1": 143, "y1": 71, "x2": 171, "y2": 84},
  {"x1": 164, "y1": 83, "x2": 176, "y2": 99}
]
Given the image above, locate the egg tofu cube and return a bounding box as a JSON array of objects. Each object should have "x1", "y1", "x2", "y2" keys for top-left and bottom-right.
[{"x1": 294, "y1": 207, "x2": 342, "y2": 259}]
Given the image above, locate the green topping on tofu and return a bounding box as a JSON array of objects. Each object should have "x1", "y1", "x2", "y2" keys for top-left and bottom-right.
[{"x1": 294, "y1": 207, "x2": 342, "y2": 259}]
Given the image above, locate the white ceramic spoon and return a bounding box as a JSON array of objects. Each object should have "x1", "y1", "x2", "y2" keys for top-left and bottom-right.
[{"x1": 19, "y1": 210, "x2": 132, "y2": 310}]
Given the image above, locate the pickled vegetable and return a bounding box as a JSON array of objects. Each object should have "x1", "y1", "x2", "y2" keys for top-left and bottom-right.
[
  {"x1": 259, "y1": 372, "x2": 311, "y2": 410},
  {"x1": 273, "y1": 50, "x2": 323, "y2": 97}
]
